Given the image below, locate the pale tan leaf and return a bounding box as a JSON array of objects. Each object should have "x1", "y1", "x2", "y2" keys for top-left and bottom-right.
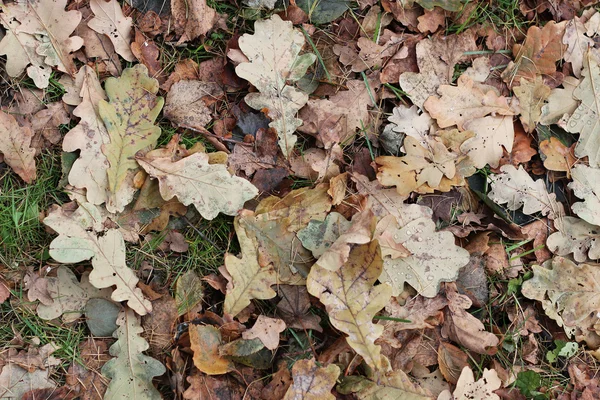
[
  {"x1": 563, "y1": 18, "x2": 594, "y2": 78},
  {"x1": 424, "y1": 75, "x2": 518, "y2": 130},
  {"x1": 88, "y1": 0, "x2": 134, "y2": 61},
  {"x1": 100, "y1": 64, "x2": 164, "y2": 213},
  {"x1": 163, "y1": 80, "x2": 223, "y2": 129},
  {"x1": 565, "y1": 50, "x2": 600, "y2": 167},
  {"x1": 242, "y1": 315, "x2": 286, "y2": 350},
  {"x1": 0, "y1": 110, "x2": 36, "y2": 183},
  {"x1": 450, "y1": 367, "x2": 501, "y2": 400},
  {"x1": 223, "y1": 217, "x2": 277, "y2": 317},
  {"x1": 547, "y1": 216, "x2": 600, "y2": 262},
  {"x1": 102, "y1": 309, "x2": 166, "y2": 399},
  {"x1": 136, "y1": 152, "x2": 258, "y2": 220},
  {"x1": 307, "y1": 241, "x2": 392, "y2": 371},
  {"x1": 569, "y1": 165, "x2": 600, "y2": 226},
  {"x1": 63, "y1": 66, "x2": 111, "y2": 205},
  {"x1": 0, "y1": 365, "x2": 56, "y2": 399},
  {"x1": 283, "y1": 358, "x2": 340, "y2": 400},
  {"x1": 44, "y1": 203, "x2": 152, "y2": 315},
  {"x1": 378, "y1": 215, "x2": 470, "y2": 297},
  {"x1": 460, "y1": 115, "x2": 514, "y2": 169},
  {"x1": 236, "y1": 15, "x2": 316, "y2": 156},
  {"x1": 172, "y1": 0, "x2": 218, "y2": 42},
  {"x1": 488, "y1": 165, "x2": 563, "y2": 219},
  {"x1": 522, "y1": 256, "x2": 600, "y2": 345},
  {"x1": 539, "y1": 76, "x2": 579, "y2": 125},
  {"x1": 513, "y1": 76, "x2": 551, "y2": 132},
  {"x1": 387, "y1": 105, "x2": 434, "y2": 148}
]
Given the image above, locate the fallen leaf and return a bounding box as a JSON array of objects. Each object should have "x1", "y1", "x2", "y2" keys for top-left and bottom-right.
[
  {"x1": 564, "y1": 50, "x2": 600, "y2": 167},
  {"x1": 31, "y1": 102, "x2": 69, "y2": 146},
  {"x1": 460, "y1": 115, "x2": 515, "y2": 169},
  {"x1": 501, "y1": 21, "x2": 565, "y2": 86},
  {"x1": 88, "y1": 0, "x2": 134, "y2": 61},
  {"x1": 183, "y1": 371, "x2": 244, "y2": 399},
  {"x1": 307, "y1": 241, "x2": 392, "y2": 371},
  {"x1": 242, "y1": 315, "x2": 286, "y2": 350},
  {"x1": 131, "y1": 30, "x2": 163, "y2": 81},
  {"x1": 438, "y1": 342, "x2": 469, "y2": 385},
  {"x1": 142, "y1": 295, "x2": 178, "y2": 352},
  {"x1": 547, "y1": 216, "x2": 600, "y2": 263},
  {"x1": 236, "y1": 15, "x2": 316, "y2": 156},
  {"x1": 262, "y1": 362, "x2": 293, "y2": 400},
  {"x1": 172, "y1": 0, "x2": 218, "y2": 42},
  {"x1": 539, "y1": 138, "x2": 577, "y2": 176},
  {"x1": 442, "y1": 283, "x2": 499, "y2": 354},
  {"x1": 443, "y1": 367, "x2": 501, "y2": 400},
  {"x1": 513, "y1": 77, "x2": 551, "y2": 132},
  {"x1": 175, "y1": 270, "x2": 204, "y2": 317},
  {"x1": 283, "y1": 358, "x2": 340, "y2": 400},
  {"x1": 539, "y1": 76, "x2": 579, "y2": 125},
  {"x1": 223, "y1": 217, "x2": 277, "y2": 317},
  {"x1": 0, "y1": 110, "x2": 36, "y2": 183},
  {"x1": 276, "y1": 285, "x2": 322, "y2": 332},
  {"x1": 189, "y1": 324, "x2": 234, "y2": 375},
  {"x1": 66, "y1": 339, "x2": 110, "y2": 400},
  {"x1": 136, "y1": 151, "x2": 258, "y2": 220},
  {"x1": 100, "y1": 64, "x2": 164, "y2": 213},
  {"x1": 569, "y1": 165, "x2": 600, "y2": 226},
  {"x1": 339, "y1": 368, "x2": 434, "y2": 399},
  {"x1": 163, "y1": 80, "x2": 223, "y2": 130},
  {"x1": 488, "y1": 165, "x2": 563, "y2": 219},
  {"x1": 387, "y1": 105, "x2": 434, "y2": 148},
  {"x1": 0, "y1": 365, "x2": 56, "y2": 399},
  {"x1": 44, "y1": 203, "x2": 152, "y2": 315},
  {"x1": 102, "y1": 309, "x2": 166, "y2": 398},
  {"x1": 563, "y1": 18, "x2": 594, "y2": 78}
]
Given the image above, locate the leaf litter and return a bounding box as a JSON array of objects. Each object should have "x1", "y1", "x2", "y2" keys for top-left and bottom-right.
[{"x1": 4, "y1": 0, "x2": 600, "y2": 399}]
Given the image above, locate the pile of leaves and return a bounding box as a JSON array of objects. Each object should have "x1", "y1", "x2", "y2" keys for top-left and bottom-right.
[{"x1": 3, "y1": 0, "x2": 600, "y2": 398}]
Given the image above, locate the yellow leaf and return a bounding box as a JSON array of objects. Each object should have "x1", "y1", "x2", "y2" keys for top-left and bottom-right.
[
  {"x1": 307, "y1": 241, "x2": 392, "y2": 372},
  {"x1": 100, "y1": 64, "x2": 164, "y2": 213},
  {"x1": 283, "y1": 358, "x2": 340, "y2": 400},
  {"x1": 189, "y1": 325, "x2": 234, "y2": 375},
  {"x1": 223, "y1": 217, "x2": 277, "y2": 317}
]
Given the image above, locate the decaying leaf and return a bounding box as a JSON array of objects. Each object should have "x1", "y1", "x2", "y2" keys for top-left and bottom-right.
[
  {"x1": 242, "y1": 315, "x2": 286, "y2": 350},
  {"x1": 539, "y1": 76, "x2": 579, "y2": 125},
  {"x1": 63, "y1": 66, "x2": 110, "y2": 205},
  {"x1": 276, "y1": 285, "x2": 322, "y2": 332},
  {"x1": 136, "y1": 151, "x2": 258, "y2": 220},
  {"x1": 0, "y1": 365, "x2": 56, "y2": 399},
  {"x1": 0, "y1": 0, "x2": 83, "y2": 88},
  {"x1": 172, "y1": 0, "x2": 218, "y2": 43},
  {"x1": 163, "y1": 80, "x2": 223, "y2": 130},
  {"x1": 307, "y1": 241, "x2": 392, "y2": 371},
  {"x1": 102, "y1": 309, "x2": 166, "y2": 399},
  {"x1": 283, "y1": 358, "x2": 340, "y2": 400},
  {"x1": 340, "y1": 369, "x2": 434, "y2": 400},
  {"x1": 377, "y1": 213, "x2": 470, "y2": 297},
  {"x1": 223, "y1": 217, "x2": 277, "y2": 317},
  {"x1": 0, "y1": 110, "x2": 36, "y2": 183},
  {"x1": 563, "y1": 18, "x2": 594, "y2": 78},
  {"x1": 569, "y1": 165, "x2": 600, "y2": 226},
  {"x1": 36, "y1": 267, "x2": 112, "y2": 323},
  {"x1": 189, "y1": 324, "x2": 235, "y2": 375},
  {"x1": 439, "y1": 367, "x2": 501, "y2": 400},
  {"x1": 100, "y1": 64, "x2": 164, "y2": 213},
  {"x1": 236, "y1": 15, "x2": 316, "y2": 156},
  {"x1": 513, "y1": 77, "x2": 551, "y2": 132},
  {"x1": 547, "y1": 216, "x2": 600, "y2": 262},
  {"x1": 44, "y1": 202, "x2": 152, "y2": 315},
  {"x1": 488, "y1": 165, "x2": 563, "y2": 219},
  {"x1": 564, "y1": 50, "x2": 600, "y2": 167},
  {"x1": 88, "y1": 0, "x2": 134, "y2": 62}
]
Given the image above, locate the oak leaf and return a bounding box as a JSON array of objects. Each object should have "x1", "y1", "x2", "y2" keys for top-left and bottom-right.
[
  {"x1": 387, "y1": 105, "x2": 434, "y2": 148},
  {"x1": 223, "y1": 217, "x2": 277, "y2": 317},
  {"x1": 488, "y1": 165, "x2": 563, "y2": 219},
  {"x1": 163, "y1": 80, "x2": 223, "y2": 130},
  {"x1": 236, "y1": 15, "x2": 316, "y2": 156},
  {"x1": 88, "y1": 0, "x2": 134, "y2": 61},
  {"x1": 63, "y1": 66, "x2": 110, "y2": 205},
  {"x1": 0, "y1": 110, "x2": 36, "y2": 183},
  {"x1": 343, "y1": 369, "x2": 434, "y2": 400},
  {"x1": 0, "y1": 365, "x2": 56, "y2": 399},
  {"x1": 547, "y1": 216, "x2": 600, "y2": 262},
  {"x1": 377, "y1": 214, "x2": 470, "y2": 297},
  {"x1": 44, "y1": 202, "x2": 152, "y2": 315},
  {"x1": 564, "y1": 50, "x2": 600, "y2": 167},
  {"x1": 100, "y1": 64, "x2": 164, "y2": 213},
  {"x1": 439, "y1": 367, "x2": 501, "y2": 400},
  {"x1": 36, "y1": 267, "x2": 112, "y2": 323},
  {"x1": 276, "y1": 285, "x2": 323, "y2": 332},
  {"x1": 307, "y1": 241, "x2": 392, "y2": 372},
  {"x1": 136, "y1": 151, "x2": 258, "y2": 220},
  {"x1": 501, "y1": 21, "x2": 565, "y2": 86},
  {"x1": 102, "y1": 309, "x2": 166, "y2": 399},
  {"x1": 539, "y1": 76, "x2": 579, "y2": 125},
  {"x1": 513, "y1": 77, "x2": 551, "y2": 133},
  {"x1": 172, "y1": 0, "x2": 218, "y2": 43},
  {"x1": 424, "y1": 75, "x2": 518, "y2": 131},
  {"x1": 242, "y1": 315, "x2": 286, "y2": 350},
  {"x1": 522, "y1": 257, "x2": 600, "y2": 346},
  {"x1": 563, "y1": 18, "x2": 594, "y2": 78},
  {"x1": 460, "y1": 115, "x2": 515, "y2": 169},
  {"x1": 569, "y1": 165, "x2": 600, "y2": 226},
  {"x1": 0, "y1": 0, "x2": 83, "y2": 87},
  {"x1": 283, "y1": 358, "x2": 340, "y2": 400}
]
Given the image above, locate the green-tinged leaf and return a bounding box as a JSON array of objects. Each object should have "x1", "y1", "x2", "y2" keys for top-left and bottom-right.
[
  {"x1": 102, "y1": 309, "x2": 166, "y2": 399},
  {"x1": 223, "y1": 217, "x2": 277, "y2": 317},
  {"x1": 100, "y1": 64, "x2": 164, "y2": 212},
  {"x1": 307, "y1": 241, "x2": 392, "y2": 372},
  {"x1": 136, "y1": 152, "x2": 258, "y2": 220},
  {"x1": 236, "y1": 15, "x2": 316, "y2": 156},
  {"x1": 338, "y1": 369, "x2": 434, "y2": 400},
  {"x1": 85, "y1": 298, "x2": 121, "y2": 336},
  {"x1": 416, "y1": 0, "x2": 462, "y2": 11},
  {"x1": 175, "y1": 270, "x2": 204, "y2": 317},
  {"x1": 296, "y1": 0, "x2": 349, "y2": 24}
]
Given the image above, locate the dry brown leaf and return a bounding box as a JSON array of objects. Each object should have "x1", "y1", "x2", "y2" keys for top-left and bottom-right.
[
  {"x1": 131, "y1": 30, "x2": 163, "y2": 81},
  {"x1": 283, "y1": 358, "x2": 340, "y2": 400},
  {"x1": 539, "y1": 138, "x2": 577, "y2": 176},
  {"x1": 171, "y1": 0, "x2": 219, "y2": 43},
  {"x1": 442, "y1": 284, "x2": 499, "y2": 355},
  {"x1": 0, "y1": 110, "x2": 36, "y2": 183},
  {"x1": 501, "y1": 21, "x2": 566, "y2": 86},
  {"x1": 242, "y1": 315, "x2": 286, "y2": 350},
  {"x1": 163, "y1": 80, "x2": 223, "y2": 130},
  {"x1": 276, "y1": 285, "x2": 322, "y2": 332},
  {"x1": 31, "y1": 102, "x2": 69, "y2": 146},
  {"x1": 438, "y1": 342, "x2": 469, "y2": 385}
]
